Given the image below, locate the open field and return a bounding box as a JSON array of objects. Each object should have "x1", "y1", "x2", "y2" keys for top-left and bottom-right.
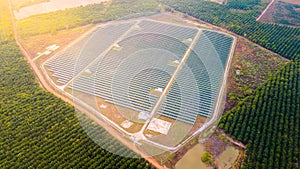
[
  {"x1": 175, "y1": 144, "x2": 212, "y2": 169},
  {"x1": 216, "y1": 146, "x2": 239, "y2": 169}
]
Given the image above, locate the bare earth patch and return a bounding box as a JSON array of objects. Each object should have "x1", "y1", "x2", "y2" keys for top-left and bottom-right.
[
  {"x1": 280, "y1": 0, "x2": 300, "y2": 5},
  {"x1": 20, "y1": 24, "x2": 93, "y2": 60}
]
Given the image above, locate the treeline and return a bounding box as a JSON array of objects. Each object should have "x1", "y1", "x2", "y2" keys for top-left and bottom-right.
[
  {"x1": 0, "y1": 42, "x2": 154, "y2": 168},
  {"x1": 218, "y1": 61, "x2": 299, "y2": 169},
  {"x1": 17, "y1": 0, "x2": 160, "y2": 37},
  {"x1": 161, "y1": 0, "x2": 300, "y2": 60},
  {"x1": 227, "y1": 0, "x2": 261, "y2": 10},
  {"x1": 0, "y1": 0, "x2": 13, "y2": 44}
]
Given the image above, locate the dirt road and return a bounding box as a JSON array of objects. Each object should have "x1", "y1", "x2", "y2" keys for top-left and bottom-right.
[{"x1": 256, "y1": 0, "x2": 275, "y2": 21}]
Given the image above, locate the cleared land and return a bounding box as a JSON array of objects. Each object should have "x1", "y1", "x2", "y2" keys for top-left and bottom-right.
[
  {"x1": 225, "y1": 38, "x2": 287, "y2": 111},
  {"x1": 175, "y1": 144, "x2": 211, "y2": 169},
  {"x1": 21, "y1": 24, "x2": 93, "y2": 60},
  {"x1": 258, "y1": 0, "x2": 300, "y2": 26}
]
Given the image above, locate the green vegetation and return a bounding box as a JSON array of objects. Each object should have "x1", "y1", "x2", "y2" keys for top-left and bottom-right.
[
  {"x1": 17, "y1": 3, "x2": 105, "y2": 37},
  {"x1": 219, "y1": 61, "x2": 299, "y2": 169},
  {"x1": 201, "y1": 152, "x2": 213, "y2": 165},
  {"x1": 17, "y1": 0, "x2": 160, "y2": 37},
  {"x1": 227, "y1": 0, "x2": 261, "y2": 10},
  {"x1": 0, "y1": 42, "x2": 154, "y2": 168},
  {"x1": 273, "y1": 1, "x2": 300, "y2": 26},
  {"x1": 225, "y1": 38, "x2": 287, "y2": 111},
  {"x1": 160, "y1": 0, "x2": 300, "y2": 60},
  {"x1": 0, "y1": 0, "x2": 13, "y2": 43}
]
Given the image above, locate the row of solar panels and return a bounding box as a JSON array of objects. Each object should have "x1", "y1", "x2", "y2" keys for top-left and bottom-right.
[
  {"x1": 45, "y1": 23, "x2": 134, "y2": 84},
  {"x1": 46, "y1": 20, "x2": 233, "y2": 125}
]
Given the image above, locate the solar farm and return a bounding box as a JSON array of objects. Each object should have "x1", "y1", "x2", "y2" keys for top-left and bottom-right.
[{"x1": 42, "y1": 16, "x2": 236, "y2": 151}]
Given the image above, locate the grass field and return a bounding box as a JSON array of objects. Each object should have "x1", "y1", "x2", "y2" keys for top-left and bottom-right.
[
  {"x1": 175, "y1": 144, "x2": 212, "y2": 169},
  {"x1": 216, "y1": 146, "x2": 239, "y2": 169}
]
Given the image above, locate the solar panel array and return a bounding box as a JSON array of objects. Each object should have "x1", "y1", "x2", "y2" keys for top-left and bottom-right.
[
  {"x1": 70, "y1": 23, "x2": 196, "y2": 120},
  {"x1": 45, "y1": 23, "x2": 134, "y2": 84},
  {"x1": 46, "y1": 19, "x2": 233, "y2": 125}
]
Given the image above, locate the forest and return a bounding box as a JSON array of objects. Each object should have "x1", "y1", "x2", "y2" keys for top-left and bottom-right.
[
  {"x1": 0, "y1": 42, "x2": 154, "y2": 168},
  {"x1": 160, "y1": 0, "x2": 300, "y2": 60},
  {"x1": 218, "y1": 61, "x2": 299, "y2": 168},
  {"x1": 227, "y1": 0, "x2": 261, "y2": 10}
]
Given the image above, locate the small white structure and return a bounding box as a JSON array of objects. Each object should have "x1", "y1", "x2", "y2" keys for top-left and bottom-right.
[
  {"x1": 44, "y1": 50, "x2": 52, "y2": 55},
  {"x1": 100, "y1": 104, "x2": 107, "y2": 109},
  {"x1": 154, "y1": 87, "x2": 163, "y2": 93},
  {"x1": 147, "y1": 118, "x2": 171, "y2": 135},
  {"x1": 46, "y1": 44, "x2": 60, "y2": 51},
  {"x1": 187, "y1": 38, "x2": 193, "y2": 42},
  {"x1": 113, "y1": 43, "x2": 120, "y2": 48},
  {"x1": 85, "y1": 69, "x2": 92, "y2": 74},
  {"x1": 121, "y1": 120, "x2": 133, "y2": 129},
  {"x1": 138, "y1": 111, "x2": 150, "y2": 120},
  {"x1": 173, "y1": 60, "x2": 180, "y2": 64},
  {"x1": 112, "y1": 43, "x2": 122, "y2": 51}
]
